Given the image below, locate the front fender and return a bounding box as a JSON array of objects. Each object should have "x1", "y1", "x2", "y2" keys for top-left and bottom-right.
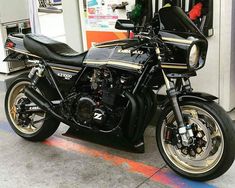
[
  {"x1": 178, "y1": 92, "x2": 218, "y2": 102},
  {"x1": 155, "y1": 92, "x2": 218, "y2": 124},
  {"x1": 157, "y1": 92, "x2": 218, "y2": 110}
]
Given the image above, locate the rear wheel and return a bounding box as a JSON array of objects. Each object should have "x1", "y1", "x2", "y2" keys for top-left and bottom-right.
[
  {"x1": 5, "y1": 74, "x2": 60, "y2": 141},
  {"x1": 156, "y1": 100, "x2": 235, "y2": 181}
]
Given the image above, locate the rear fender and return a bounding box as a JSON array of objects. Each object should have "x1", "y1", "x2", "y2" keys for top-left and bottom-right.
[
  {"x1": 4, "y1": 35, "x2": 39, "y2": 62},
  {"x1": 3, "y1": 51, "x2": 28, "y2": 62}
]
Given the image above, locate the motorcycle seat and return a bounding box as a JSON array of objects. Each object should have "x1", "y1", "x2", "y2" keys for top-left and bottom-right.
[{"x1": 23, "y1": 34, "x2": 87, "y2": 66}]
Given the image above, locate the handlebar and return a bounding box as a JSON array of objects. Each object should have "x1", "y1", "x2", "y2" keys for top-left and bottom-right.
[{"x1": 122, "y1": 34, "x2": 163, "y2": 50}]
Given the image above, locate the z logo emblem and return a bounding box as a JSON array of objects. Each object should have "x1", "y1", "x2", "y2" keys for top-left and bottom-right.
[{"x1": 94, "y1": 113, "x2": 102, "y2": 120}]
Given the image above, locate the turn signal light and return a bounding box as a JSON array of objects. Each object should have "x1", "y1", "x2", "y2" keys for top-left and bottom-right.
[{"x1": 6, "y1": 41, "x2": 15, "y2": 48}]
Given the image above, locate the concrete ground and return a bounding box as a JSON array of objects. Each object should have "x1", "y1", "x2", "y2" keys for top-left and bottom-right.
[{"x1": 0, "y1": 74, "x2": 235, "y2": 188}]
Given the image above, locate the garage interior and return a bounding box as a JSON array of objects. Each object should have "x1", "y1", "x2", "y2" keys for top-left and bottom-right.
[{"x1": 0, "y1": 0, "x2": 235, "y2": 187}]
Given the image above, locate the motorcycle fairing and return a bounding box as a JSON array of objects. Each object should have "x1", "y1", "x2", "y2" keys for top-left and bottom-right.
[{"x1": 157, "y1": 6, "x2": 208, "y2": 72}]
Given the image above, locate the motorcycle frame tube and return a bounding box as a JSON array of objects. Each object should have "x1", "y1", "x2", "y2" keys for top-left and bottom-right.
[{"x1": 44, "y1": 61, "x2": 65, "y2": 100}]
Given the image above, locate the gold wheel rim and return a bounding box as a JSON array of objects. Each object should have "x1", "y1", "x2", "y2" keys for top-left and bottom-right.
[
  {"x1": 160, "y1": 105, "x2": 224, "y2": 174},
  {"x1": 7, "y1": 81, "x2": 46, "y2": 135}
]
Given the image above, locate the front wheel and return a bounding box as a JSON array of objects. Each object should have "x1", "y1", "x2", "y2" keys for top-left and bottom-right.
[{"x1": 156, "y1": 100, "x2": 235, "y2": 181}]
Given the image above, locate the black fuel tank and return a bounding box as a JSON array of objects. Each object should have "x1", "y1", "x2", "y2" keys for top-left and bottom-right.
[{"x1": 83, "y1": 39, "x2": 150, "y2": 73}]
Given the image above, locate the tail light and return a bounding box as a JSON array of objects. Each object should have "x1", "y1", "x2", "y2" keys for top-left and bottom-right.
[{"x1": 5, "y1": 40, "x2": 15, "y2": 49}]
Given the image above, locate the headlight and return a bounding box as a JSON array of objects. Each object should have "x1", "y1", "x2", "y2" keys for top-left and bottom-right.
[{"x1": 189, "y1": 44, "x2": 200, "y2": 68}]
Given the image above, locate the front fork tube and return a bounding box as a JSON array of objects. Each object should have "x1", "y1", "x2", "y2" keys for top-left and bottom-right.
[
  {"x1": 167, "y1": 87, "x2": 184, "y2": 128},
  {"x1": 162, "y1": 71, "x2": 188, "y2": 144}
]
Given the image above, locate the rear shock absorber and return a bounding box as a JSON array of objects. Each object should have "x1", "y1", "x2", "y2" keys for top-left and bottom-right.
[{"x1": 28, "y1": 64, "x2": 45, "y2": 86}]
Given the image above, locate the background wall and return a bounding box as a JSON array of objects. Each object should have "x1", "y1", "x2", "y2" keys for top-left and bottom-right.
[
  {"x1": 190, "y1": 0, "x2": 220, "y2": 102},
  {"x1": 0, "y1": 0, "x2": 28, "y2": 23},
  {"x1": 219, "y1": 0, "x2": 235, "y2": 111},
  {"x1": 229, "y1": 0, "x2": 235, "y2": 111},
  {"x1": 62, "y1": 0, "x2": 84, "y2": 52}
]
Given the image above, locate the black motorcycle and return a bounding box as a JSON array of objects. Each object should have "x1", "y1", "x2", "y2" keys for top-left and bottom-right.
[{"x1": 4, "y1": 6, "x2": 235, "y2": 181}]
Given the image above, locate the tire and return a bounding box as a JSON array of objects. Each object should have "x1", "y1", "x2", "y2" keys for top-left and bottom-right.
[
  {"x1": 5, "y1": 73, "x2": 60, "y2": 141},
  {"x1": 156, "y1": 100, "x2": 235, "y2": 181}
]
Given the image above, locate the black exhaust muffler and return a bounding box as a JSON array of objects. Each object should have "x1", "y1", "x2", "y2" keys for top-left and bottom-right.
[
  {"x1": 24, "y1": 87, "x2": 52, "y2": 112},
  {"x1": 24, "y1": 87, "x2": 72, "y2": 126}
]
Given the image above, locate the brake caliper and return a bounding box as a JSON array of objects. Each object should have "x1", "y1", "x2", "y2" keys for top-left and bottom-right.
[
  {"x1": 16, "y1": 98, "x2": 32, "y2": 127},
  {"x1": 165, "y1": 113, "x2": 208, "y2": 158},
  {"x1": 164, "y1": 124, "x2": 181, "y2": 146}
]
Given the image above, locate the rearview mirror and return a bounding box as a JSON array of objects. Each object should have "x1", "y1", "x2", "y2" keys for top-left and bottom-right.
[{"x1": 115, "y1": 19, "x2": 134, "y2": 30}]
